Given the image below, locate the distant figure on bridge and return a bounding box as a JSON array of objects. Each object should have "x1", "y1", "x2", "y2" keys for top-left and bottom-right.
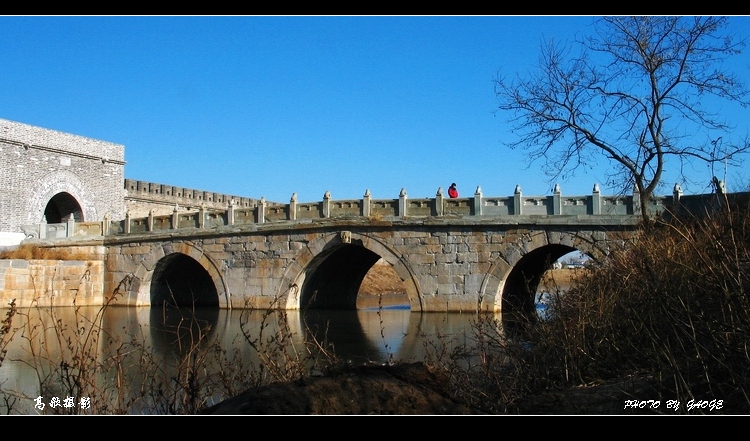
[{"x1": 448, "y1": 183, "x2": 459, "y2": 198}]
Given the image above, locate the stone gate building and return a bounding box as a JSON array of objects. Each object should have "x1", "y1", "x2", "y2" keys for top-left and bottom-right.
[
  {"x1": 0, "y1": 118, "x2": 267, "y2": 246},
  {"x1": 0, "y1": 118, "x2": 126, "y2": 246}
]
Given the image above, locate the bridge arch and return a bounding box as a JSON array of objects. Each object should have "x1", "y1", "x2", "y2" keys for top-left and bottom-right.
[
  {"x1": 130, "y1": 241, "x2": 230, "y2": 308},
  {"x1": 280, "y1": 231, "x2": 422, "y2": 311},
  {"x1": 500, "y1": 243, "x2": 577, "y2": 323},
  {"x1": 150, "y1": 253, "x2": 219, "y2": 308},
  {"x1": 484, "y1": 230, "x2": 608, "y2": 319}
]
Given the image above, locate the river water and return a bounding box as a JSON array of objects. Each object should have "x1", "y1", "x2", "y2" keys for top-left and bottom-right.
[{"x1": 1, "y1": 301, "x2": 510, "y2": 414}]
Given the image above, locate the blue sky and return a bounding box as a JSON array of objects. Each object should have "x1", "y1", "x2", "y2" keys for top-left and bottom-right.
[{"x1": 2, "y1": 16, "x2": 749, "y2": 204}]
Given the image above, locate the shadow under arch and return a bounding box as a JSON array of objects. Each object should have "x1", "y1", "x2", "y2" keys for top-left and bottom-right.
[
  {"x1": 501, "y1": 244, "x2": 577, "y2": 332},
  {"x1": 127, "y1": 241, "x2": 231, "y2": 308},
  {"x1": 150, "y1": 252, "x2": 219, "y2": 308},
  {"x1": 280, "y1": 231, "x2": 422, "y2": 312},
  {"x1": 300, "y1": 244, "x2": 382, "y2": 310},
  {"x1": 44, "y1": 192, "x2": 84, "y2": 223},
  {"x1": 275, "y1": 231, "x2": 422, "y2": 363}
]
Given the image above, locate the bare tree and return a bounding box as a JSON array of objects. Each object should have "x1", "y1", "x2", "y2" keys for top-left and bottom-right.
[{"x1": 495, "y1": 16, "x2": 750, "y2": 223}]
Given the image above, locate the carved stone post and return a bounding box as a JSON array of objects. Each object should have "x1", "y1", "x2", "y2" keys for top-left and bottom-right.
[
  {"x1": 228, "y1": 200, "x2": 236, "y2": 226},
  {"x1": 362, "y1": 189, "x2": 371, "y2": 217},
  {"x1": 398, "y1": 188, "x2": 407, "y2": 218},
  {"x1": 126, "y1": 209, "x2": 133, "y2": 234},
  {"x1": 435, "y1": 187, "x2": 444, "y2": 216},
  {"x1": 171, "y1": 205, "x2": 179, "y2": 229},
  {"x1": 632, "y1": 185, "x2": 641, "y2": 216},
  {"x1": 322, "y1": 191, "x2": 331, "y2": 218},
  {"x1": 474, "y1": 186, "x2": 483, "y2": 216},
  {"x1": 513, "y1": 185, "x2": 522, "y2": 215},
  {"x1": 39, "y1": 215, "x2": 47, "y2": 239},
  {"x1": 199, "y1": 204, "x2": 206, "y2": 228},
  {"x1": 553, "y1": 183, "x2": 562, "y2": 215},
  {"x1": 67, "y1": 217, "x2": 76, "y2": 238},
  {"x1": 148, "y1": 209, "x2": 154, "y2": 232},
  {"x1": 592, "y1": 183, "x2": 601, "y2": 215},
  {"x1": 673, "y1": 183, "x2": 683, "y2": 202},
  {"x1": 258, "y1": 197, "x2": 266, "y2": 223},
  {"x1": 289, "y1": 193, "x2": 298, "y2": 221}
]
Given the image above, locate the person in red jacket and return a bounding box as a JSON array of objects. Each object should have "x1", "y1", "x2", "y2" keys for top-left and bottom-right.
[{"x1": 448, "y1": 183, "x2": 459, "y2": 198}]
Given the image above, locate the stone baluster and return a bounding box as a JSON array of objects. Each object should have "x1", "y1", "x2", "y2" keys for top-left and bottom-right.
[
  {"x1": 171, "y1": 205, "x2": 179, "y2": 230},
  {"x1": 513, "y1": 185, "x2": 522, "y2": 215},
  {"x1": 322, "y1": 191, "x2": 331, "y2": 218},
  {"x1": 673, "y1": 183, "x2": 683, "y2": 202},
  {"x1": 474, "y1": 186, "x2": 483, "y2": 216},
  {"x1": 67, "y1": 217, "x2": 76, "y2": 238},
  {"x1": 148, "y1": 209, "x2": 154, "y2": 232},
  {"x1": 362, "y1": 189, "x2": 371, "y2": 217},
  {"x1": 553, "y1": 183, "x2": 562, "y2": 215},
  {"x1": 632, "y1": 185, "x2": 641, "y2": 215},
  {"x1": 435, "y1": 187, "x2": 444, "y2": 216},
  {"x1": 258, "y1": 197, "x2": 266, "y2": 223},
  {"x1": 592, "y1": 183, "x2": 601, "y2": 215},
  {"x1": 289, "y1": 193, "x2": 298, "y2": 221},
  {"x1": 398, "y1": 188, "x2": 407, "y2": 218},
  {"x1": 199, "y1": 203, "x2": 206, "y2": 228},
  {"x1": 228, "y1": 200, "x2": 236, "y2": 226}
]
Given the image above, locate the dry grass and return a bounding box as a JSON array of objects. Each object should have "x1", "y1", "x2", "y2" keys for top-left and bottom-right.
[
  {"x1": 0, "y1": 300, "x2": 16, "y2": 368},
  {"x1": 0, "y1": 244, "x2": 87, "y2": 260},
  {"x1": 434, "y1": 198, "x2": 750, "y2": 414}
]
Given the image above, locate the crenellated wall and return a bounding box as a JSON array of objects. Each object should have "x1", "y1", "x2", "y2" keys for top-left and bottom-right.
[{"x1": 123, "y1": 179, "x2": 271, "y2": 218}]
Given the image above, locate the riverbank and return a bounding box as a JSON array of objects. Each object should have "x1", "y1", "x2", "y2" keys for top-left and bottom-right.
[{"x1": 202, "y1": 360, "x2": 658, "y2": 415}]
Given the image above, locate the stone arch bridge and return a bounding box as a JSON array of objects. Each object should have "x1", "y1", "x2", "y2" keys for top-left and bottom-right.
[
  {"x1": 22, "y1": 183, "x2": 728, "y2": 322},
  {"x1": 102, "y1": 215, "x2": 638, "y2": 321},
  {"x1": 16, "y1": 183, "x2": 742, "y2": 323}
]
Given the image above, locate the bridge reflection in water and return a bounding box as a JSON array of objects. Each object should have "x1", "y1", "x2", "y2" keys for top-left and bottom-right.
[
  {"x1": 140, "y1": 305, "x2": 483, "y2": 365},
  {"x1": 0, "y1": 302, "x2": 498, "y2": 414}
]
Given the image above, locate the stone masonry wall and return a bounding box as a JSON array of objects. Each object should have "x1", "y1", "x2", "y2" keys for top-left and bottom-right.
[
  {"x1": 0, "y1": 118, "x2": 126, "y2": 234},
  {"x1": 0, "y1": 259, "x2": 105, "y2": 308}
]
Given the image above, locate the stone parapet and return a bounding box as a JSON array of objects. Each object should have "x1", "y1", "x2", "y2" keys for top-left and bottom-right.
[{"x1": 31, "y1": 185, "x2": 679, "y2": 239}]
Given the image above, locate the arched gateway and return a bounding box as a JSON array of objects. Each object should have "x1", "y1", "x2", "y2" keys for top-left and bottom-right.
[{"x1": 0, "y1": 118, "x2": 125, "y2": 245}]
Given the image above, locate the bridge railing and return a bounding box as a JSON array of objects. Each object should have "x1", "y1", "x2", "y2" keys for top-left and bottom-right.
[{"x1": 22, "y1": 183, "x2": 744, "y2": 240}]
